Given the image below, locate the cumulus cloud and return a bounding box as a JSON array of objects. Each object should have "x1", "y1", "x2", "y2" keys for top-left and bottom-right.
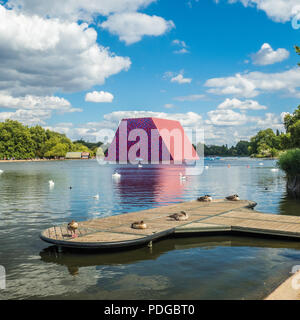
[
  {"x1": 103, "y1": 110, "x2": 203, "y2": 127},
  {"x1": 0, "y1": 109, "x2": 52, "y2": 125},
  {"x1": 170, "y1": 72, "x2": 192, "y2": 84},
  {"x1": 85, "y1": 91, "x2": 114, "y2": 103},
  {"x1": 206, "y1": 109, "x2": 248, "y2": 126},
  {"x1": 228, "y1": 0, "x2": 300, "y2": 23},
  {"x1": 5, "y1": 0, "x2": 157, "y2": 22},
  {"x1": 0, "y1": 5, "x2": 131, "y2": 96},
  {"x1": 101, "y1": 12, "x2": 174, "y2": 45},
  {"x1": 217, "y1": 98, "x2": 267, "y2": 110},
  {"x1": 205, "y1": 67, "x2": 300, "y2": 98},
  {"x1": 0, "y1": 93, "x2": 81, "y2": 125},
  {"x1": 251, "y1": 43, "x2": 289, "y2": 65},
  {"x1": 0, "y1": 93, "x2": 81, "y2": 113}
]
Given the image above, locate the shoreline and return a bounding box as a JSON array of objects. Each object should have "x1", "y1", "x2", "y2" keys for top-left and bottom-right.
[
  {"x1": 265, "y1": 271, "x2": 300, "y2": 300},
  {"x1": 0, "y1": 159, "x2": 95, "y2": 163}
]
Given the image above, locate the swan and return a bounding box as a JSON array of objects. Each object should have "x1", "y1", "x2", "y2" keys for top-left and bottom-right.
[
  {"x1": 138, "y1": 164, "x2": 143, "y2": 168},
  {"x1": 131, "y1": 221, "x2": 147, "y2": 229},
  {"x1": 67, "y1": 220, "x2": 79, "y2": 238},
  {"x1": 169, "y1": 211, "x2": 189, "y2": 221},
  {"x1": 93, "y1": 194, "x2": 99, "y2": 200},
  {"x1": 204, "y1": 166, "x2": 209, "y2": 170},
  {"x1": 225, "y1": 194, "x2": 240, "y2": 201},
  {"x1": 259, "y1": 162, "x2": 264, "y2": 166},
  {"x1": 0, "y1": 169, "x2": 3, "y2": 174},
  {"x1": 271, "y1": 168, "x2": 279, "y2": 172},
  {"x1": 112, "y1": 172, "x2": 121, "y2": 178},
  {"x1": 48, "y1": 180, "x2": 55, "y2": 187}
]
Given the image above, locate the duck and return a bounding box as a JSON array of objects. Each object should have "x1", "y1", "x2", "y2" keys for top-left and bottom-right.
[
  {"x1": 48, "y1": 180, "x2": 55, "y2": 187},
  {"x1": 93, "y1": 194, "x2": 99, "y2": 200},
  {"x1": 131, "y1": 221, "x2": 147, "y2": 229},
  {"x1": 179, "y1": 173, "x2": 186, "y2": 180},
  {"x1": 168, "y1": 211, "x2": 189, "y2": 221},
  {"x1": 225, "y1": 194, "x2": 240, "y2": 201},
  {"x1": 67, "y1": 220, "x2": 79, "y2": 238},
  {"x1": 197, "y1": 195, "x2": 212, "y2": 202},
  {"x1": 112, "y1": 172, "x2": 121, "y2": 178},
  {"x1": 69, "y1": 186, "x2": 72, "y2": 189}
]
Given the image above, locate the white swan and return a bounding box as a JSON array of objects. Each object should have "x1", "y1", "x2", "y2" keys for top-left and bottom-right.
[
  {"x1": 259, "y1": 162, "x2": 264, "y2": 166},
  {"x1": 112, "y1": 172, "x2": 121, "y2": 178},
  {"x1": 138, "y1": 164, "x2": 143, "y2": 168},
  {"x1": 204, "y1": 166, "x2": 209, "y2": 170},
  {"x1": 271, "y1": 168, "x2": 279, "y2": 172},
  {"x1": 93, "y1": 194, "x2": 99, "y2": 200},
  {"x1": 48, "y1": 180, "x2": 55, "y2": 187},
  {"x1": 179, "y1": 173, "x2": 186, "y2": 180},
  {"x1": 0, "y1": 169, "x2": 3, "y2": 174}
]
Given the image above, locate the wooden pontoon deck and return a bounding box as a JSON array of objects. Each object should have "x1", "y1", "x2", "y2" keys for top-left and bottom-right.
[{"x1": 40, "y1": 199, "x2": 300, "y2": 250}]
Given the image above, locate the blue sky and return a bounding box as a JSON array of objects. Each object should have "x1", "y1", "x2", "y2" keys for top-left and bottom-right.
[{"x1": 0, "y1": 0, "x2": 300, "y2": 145}]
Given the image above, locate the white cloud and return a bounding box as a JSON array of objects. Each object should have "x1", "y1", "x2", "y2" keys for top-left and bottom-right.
[
  {"x1": 174, "y1": 94, "x2": 205, "y2": 101},
  {"x1": 5, "y1": 0, "x2": 157, "y2": 22},
  {"x1": 0, "y1": 109, "x2": 52, "y2": 125},
  {"x1": 85, "y1": 91, "x2": 114, "y2": 103},
  {"x1": 172, "y1": 39, "x2": 187, "y2": 47},
  {"x1": 101, "y1": 12, "x2": 175, "y2": 45},
  {"x1": 205, "y1": 67, "x2": 300, "y2": 98},
  {"x1": 103, "y1": 110, "x2": 203, "y2": 128},
  {"x1": 217, "y1": 98, "x2": 267, "y2": 110},
  {"x1": 251, "y1": 43, "x2": 289, "y2": 65},
  {"x1": 0, "y1": 93, "x2": 81, "y2": 125},
  {"x1": 228, "y1": 0, "x2": 300, "y2": 23},
  {"x1": 206, "y1": 109, "x2": 248, "y2": 126},
  {"x1": 0, "y1": 5, "x2": 131, "y2": 96},
  {"x1": 171, "y1": 73, "x2": 192, "y2": 84},
  {"x1": 251, "y1": 112, "x2": 284, "y2": 130},
  {"x1": 0, "y1": 93, "x2": 81, "y2": 113},
  {"x1": 172, "y1": 39, "x2": 189, "y2": 54}
]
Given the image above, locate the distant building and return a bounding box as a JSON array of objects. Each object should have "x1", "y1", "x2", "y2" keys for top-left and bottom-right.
[
  {"x1": 65, "y1": 152, "x2": 90, "y2": 159},
  {"x1": 81, "y1": 152, "x2": 90, "y2": 159}
]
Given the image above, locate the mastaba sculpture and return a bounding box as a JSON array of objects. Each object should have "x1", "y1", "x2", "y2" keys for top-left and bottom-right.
[{"x1": 105, "y1": 117, "x2": 199, "y2": 164}]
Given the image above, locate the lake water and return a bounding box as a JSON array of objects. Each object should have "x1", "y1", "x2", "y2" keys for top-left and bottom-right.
[{"x1": 1, "y1": 158, "x2": 300, "y2": 300}]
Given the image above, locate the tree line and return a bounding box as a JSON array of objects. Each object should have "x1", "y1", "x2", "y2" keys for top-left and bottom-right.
[{"x1": 0, "y1": 120, "x2": 95, "y2": 160}]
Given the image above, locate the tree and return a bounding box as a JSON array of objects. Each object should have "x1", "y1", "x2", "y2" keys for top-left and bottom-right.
[
  {"x1": 44, "y1": 143, "x2": 69, "y2": 158},
  {"x1": 235, "y1": 140, "x2": 250, "y2": 156},
  {"x1": 0, "y1": 120, "x2": 35, "y2": 159},
  {"x1": 295, "y1": 45, "x2": 300, "y2": 66},
  {"x1": 249, "y1": 129, "x2": 281, "y2": 157}
]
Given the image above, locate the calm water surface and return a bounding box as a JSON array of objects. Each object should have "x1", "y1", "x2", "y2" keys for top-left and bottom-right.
[{"x1": 0, "y1": 158, "x2": 300, "y2": 300}]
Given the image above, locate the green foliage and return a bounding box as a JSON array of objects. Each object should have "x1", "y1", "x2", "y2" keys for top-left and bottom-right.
[
  {"x1": 278, "y1": 149, "x2": 300, "y2": 176},
  {"x1": 295, "y1": 45, "x2": 300, "y2": 66},
  {"x1": 0, "y1": 120, "x2": 95, "y2": 159},
  {"x1": 0, "y1": 120, "x2": 35, "y2": 159},
  {"x1": 73, "y1": 139, "x2": 103, "y2": 150},
  {"x1": 249, "y1": 128, "x2": 281, "y2": 157},
  {"x1": 197, "y1": 140, "x2": 251, "y2": 157}
]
